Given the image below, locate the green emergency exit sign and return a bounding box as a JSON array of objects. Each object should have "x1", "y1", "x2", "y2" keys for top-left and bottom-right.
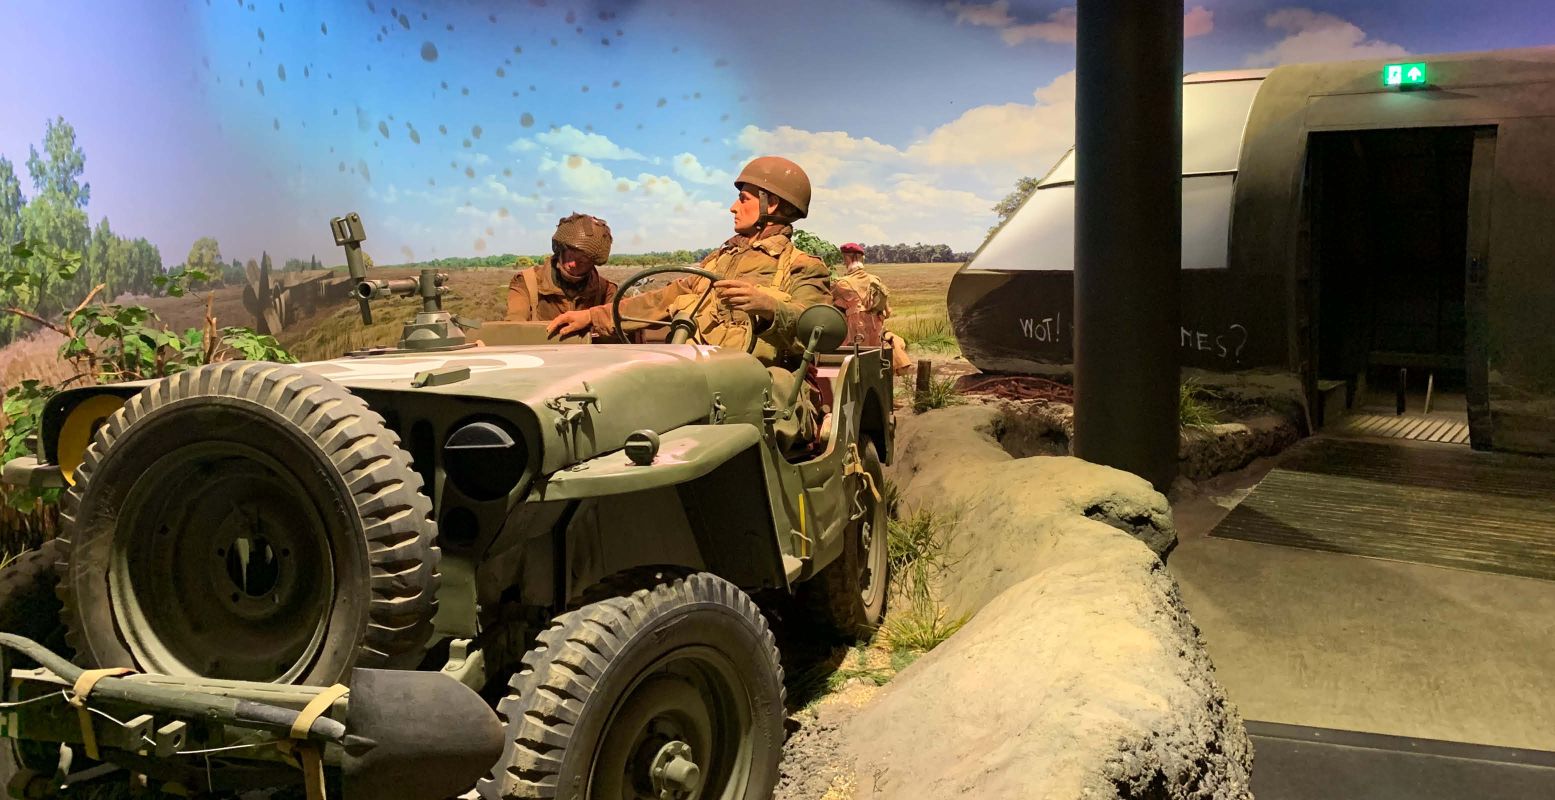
[{"x1": 1384, "y1": 62, "x2": 1428, "y2": 87}]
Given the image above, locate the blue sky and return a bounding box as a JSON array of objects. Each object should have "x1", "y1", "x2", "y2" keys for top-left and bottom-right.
[{"x1": 1, "y1": 0, "x2": 1552, "y2": 266}]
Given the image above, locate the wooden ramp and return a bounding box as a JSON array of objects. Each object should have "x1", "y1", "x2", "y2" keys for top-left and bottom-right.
[{"x1": 1210, "y1": 437, "x2": 1555, "y2": 581}]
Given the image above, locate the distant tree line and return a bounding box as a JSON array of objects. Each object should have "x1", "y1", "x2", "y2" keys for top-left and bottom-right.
[
  {"x1": 853, "y1": 243, "x2": 969, "y2": 264},
  {"x1": 790, "y1": 231, "x2": 967, "y2": 267},
  {"x1": 360, "y1": 249, "x2": 722, "y2": 273}
]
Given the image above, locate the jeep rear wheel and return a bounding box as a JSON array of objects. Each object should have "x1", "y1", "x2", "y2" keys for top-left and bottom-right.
[
  {"x1": 0, "y1": 539, "x2": 73, "y2": 791},
  {"x1": 58, "y1": 361, "x2": 440, "y2": 686},
  {"x1": 802, "y1": 439, "x2": 889, "y2": 639},
  {"x1": 479, "y1": 572, "x2": 785, "y2": 800}
]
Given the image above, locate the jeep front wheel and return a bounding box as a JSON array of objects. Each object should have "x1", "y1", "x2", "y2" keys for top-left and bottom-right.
[
  {"x1": 479, "y1": 573, "x2": 785, "y2": 800},
  {"x1": 58, "y1": 361, "x2": 440, "y2": 686}
]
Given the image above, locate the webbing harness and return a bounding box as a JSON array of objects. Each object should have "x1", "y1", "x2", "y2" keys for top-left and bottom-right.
[{"x1": 68, "y1": 667, "x2": 136, "y2": 760}]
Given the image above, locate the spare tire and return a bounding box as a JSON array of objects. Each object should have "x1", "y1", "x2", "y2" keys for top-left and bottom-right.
[{"x1": 57, "y1": 361, "x2": 440, "y2": 686}]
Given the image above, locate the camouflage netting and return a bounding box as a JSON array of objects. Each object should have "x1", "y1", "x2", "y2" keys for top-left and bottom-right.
[{"x1": 551, "y1": 212, "x2": 614, "y2": 265}]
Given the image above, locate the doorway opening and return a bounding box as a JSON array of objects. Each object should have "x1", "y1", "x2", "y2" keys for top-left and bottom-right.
[{"x1": 1305, "y1": 126, "x2": 1490, "y2": 444}]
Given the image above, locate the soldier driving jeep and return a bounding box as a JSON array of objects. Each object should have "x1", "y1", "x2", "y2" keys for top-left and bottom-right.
[{"x1": 546, "y1": 155, "x2": 832, "y2": 458}]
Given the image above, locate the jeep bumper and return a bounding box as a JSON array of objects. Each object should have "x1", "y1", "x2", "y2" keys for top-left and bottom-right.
[
  {"x1": 0, "y1": 634, "x2": 504, "y2": 800},
  {"x1": 1, "y1": 457, "x2": 64, "y2": 490}
]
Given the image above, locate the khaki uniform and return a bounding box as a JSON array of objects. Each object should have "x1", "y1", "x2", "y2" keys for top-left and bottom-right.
[
  {"x1": 834, "y1": 267, "x2": 913, "y2": 373},
  {"x1": 505, "y1": 258, "x2": 618, "y2": 322},
  {"x1": 833, "y1": 268, "x2": 891, "y2": 346},
  {"x1": 587, "y1": 224, "x2": 830, "y2": 457}
]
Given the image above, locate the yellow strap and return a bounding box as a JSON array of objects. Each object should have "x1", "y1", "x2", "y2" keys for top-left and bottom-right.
[
  {"x1": 283, "y1": 684, "x2": 349, "y2": 800},
  {"x1": 844, "y1": 443, "x2": 882, "y2": 502},
  {"x1": 300, "y1": 746, "x2": 327, "y2": 800},
  {"x1": 69, "y1": 667, "x2": 135, "y2": 761},
  {"x1": 290, "y1": 684, "x2": 350, "y2": 740}
]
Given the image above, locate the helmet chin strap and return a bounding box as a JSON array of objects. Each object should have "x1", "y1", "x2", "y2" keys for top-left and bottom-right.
[{"x1": 753, "y1": 188, "x2": 777, "y2": 233}]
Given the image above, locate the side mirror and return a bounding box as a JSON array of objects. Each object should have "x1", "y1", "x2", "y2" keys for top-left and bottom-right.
[{"x1": 795, "y1": 304, "x2": 847, "y2": 354}]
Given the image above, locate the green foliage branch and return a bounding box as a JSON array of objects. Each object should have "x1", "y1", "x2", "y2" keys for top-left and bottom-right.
[{"x1": 1, "y1": 241, "x2": 295, "y2": 516}]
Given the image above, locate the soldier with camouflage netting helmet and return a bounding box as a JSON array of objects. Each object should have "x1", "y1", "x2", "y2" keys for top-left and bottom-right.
[{"x1": 505, "y1": 212, "x2": 618, "y2": 322}]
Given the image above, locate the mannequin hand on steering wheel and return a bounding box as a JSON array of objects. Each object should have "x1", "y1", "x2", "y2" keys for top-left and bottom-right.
[{"x1": 547, "y1": 266, "x2": 764, "y2": 354}]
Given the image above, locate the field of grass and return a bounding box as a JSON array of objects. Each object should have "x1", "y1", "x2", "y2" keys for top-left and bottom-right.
[
  {"x1": 873, "y1": 263, "x2": 961, "y2": 358},
  {"x1": 0, "y1": 261, "x2": 962, "y2": 385}
]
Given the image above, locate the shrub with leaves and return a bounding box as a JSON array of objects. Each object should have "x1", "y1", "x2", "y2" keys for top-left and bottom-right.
[
  {"x1": 0, "y1": 380, "x2": 60, "y2": 516},
  {"x1": 792, "y1": 229, "x2": 841, "y2": 268},
  {"x1": 1, "y1": 241, "x2": 296, "y2": 523}
]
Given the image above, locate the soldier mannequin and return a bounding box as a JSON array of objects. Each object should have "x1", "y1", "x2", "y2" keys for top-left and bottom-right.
[
  {"x1": 548, "y1": 156, "x2": 831, "y2": 458},
  {"x1": 833, "y1": 242, "x2": 914, "y2": 373},
  {"x1": 505, "y1": 213, "x2": 617, "y2": 322}
]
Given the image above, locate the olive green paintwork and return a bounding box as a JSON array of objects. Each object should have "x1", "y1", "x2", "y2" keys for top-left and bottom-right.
[{"x1": 10, "y1": 317, "x2": 894, "y2": 646}]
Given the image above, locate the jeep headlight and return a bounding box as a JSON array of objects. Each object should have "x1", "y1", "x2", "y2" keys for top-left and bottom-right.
[{"x1": 444, "y1": 418, "x2": 528, "y2": 501}]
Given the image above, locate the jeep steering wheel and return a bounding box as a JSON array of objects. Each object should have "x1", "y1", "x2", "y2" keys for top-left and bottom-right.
[{"x1": 611, "y1": 265, "x2": 758, "y2": 354}]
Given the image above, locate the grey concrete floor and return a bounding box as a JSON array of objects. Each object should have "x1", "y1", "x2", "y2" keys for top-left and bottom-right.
[{"x1": 1167, "y1": 453, "x2": 1555, "y2": 752}]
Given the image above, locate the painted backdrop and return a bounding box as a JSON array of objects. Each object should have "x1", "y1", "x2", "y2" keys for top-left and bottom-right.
[{"x1": 1, "y1": 0, "x2": 1552, "y2": 268}]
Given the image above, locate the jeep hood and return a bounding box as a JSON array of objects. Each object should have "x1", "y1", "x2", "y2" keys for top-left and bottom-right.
[{"x1": 303, "y1": 344, "x2": 772, "y2": 472}]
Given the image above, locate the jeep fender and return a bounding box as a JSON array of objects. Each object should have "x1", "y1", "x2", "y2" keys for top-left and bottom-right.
[{"x1": 537, "y1": 425, "x2": 789, "y2": 596}]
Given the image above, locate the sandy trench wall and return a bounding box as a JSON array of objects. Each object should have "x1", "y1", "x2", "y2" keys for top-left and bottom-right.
[{"x1": 842, "y1": 405, "x2": 1252, "y2": 800}]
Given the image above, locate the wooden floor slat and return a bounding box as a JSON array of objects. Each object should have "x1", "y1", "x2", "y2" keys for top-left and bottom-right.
[
  {"x1": 1211, "y1": 437, "x2": 1555, "y2": 581},
  {"x1": 1336, "y1": 413, "x2": 1470, "y2": 445}
]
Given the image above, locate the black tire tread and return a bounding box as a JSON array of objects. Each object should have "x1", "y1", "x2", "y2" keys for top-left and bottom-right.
[
  {"x1": 477, "y1": 572, "x2": 785, "y2": 799},
  {"x1": 0, "y1": 538, "x2": 69, "y2": 661},
  {"x1": 55, "y1": 361, "x2": 440, "y2": 675}
]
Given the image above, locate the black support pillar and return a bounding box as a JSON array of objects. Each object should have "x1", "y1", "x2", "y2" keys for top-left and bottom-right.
[{"x1": 1073, "y1": 0, "x2": 1184, "y2": 493}]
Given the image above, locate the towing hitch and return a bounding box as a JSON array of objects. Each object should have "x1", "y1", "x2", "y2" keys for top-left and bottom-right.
[{"x1": 0, "y1": 634, "x2": 504, "y2": 800}]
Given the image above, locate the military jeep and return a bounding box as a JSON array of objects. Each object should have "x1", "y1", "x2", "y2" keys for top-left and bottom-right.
[{"x1": 0, "y1": 213, "x2": 894, "y2": 800}]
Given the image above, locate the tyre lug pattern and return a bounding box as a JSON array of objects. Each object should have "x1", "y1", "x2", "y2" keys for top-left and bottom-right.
[
  {"x1": 478, "y1": 571, "x2": 784, "y2": 800},
  {"x1": 55, "y1": 361, "x2": 441, "y2": 679}
]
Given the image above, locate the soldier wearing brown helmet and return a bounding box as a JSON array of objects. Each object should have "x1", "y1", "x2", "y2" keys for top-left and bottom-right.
[
  {"x1": 505, "y1": 213, "x2": 617, "y2": 322},
  {"x1": 548, "y1": 156, "x2": 831, "y2": 458}
]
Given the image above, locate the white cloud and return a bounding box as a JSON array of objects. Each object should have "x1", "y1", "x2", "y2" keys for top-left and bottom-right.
[
  {"x1": 1002, "y1": 7, "x2": 1076, "y2": 45},
  {"x1": 673, "y1": 153, "x2": 733, "y2": 186},
  {"x1": 528, "y1": 125, "x2": 646, "y2": 161},
  {"x1": 946, "y1": 3, "x2": 1214, "y2": 46},
  {"x1": 735, "y1": 126, "x2": 904, "y2": 186},
  {"x1": 905, "y1": 70, "x2": 1075, "y2": 172},
  {"x1": 1246, "y1": 8, "x2": 1408, "y2": 66},
  {"x1": 947, "y1": 0, "x2": 1013, "y2": 28},
  {"x1": 1184, "y1": 6, "x2": 1215, "y2": 38}
]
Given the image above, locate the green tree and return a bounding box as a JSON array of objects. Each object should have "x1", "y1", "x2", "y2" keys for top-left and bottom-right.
[
  {"x1": 186, "y1": 237, "x2": 223, "y2": 286},
  {"x1": 0, "y1": 157, "x2": 23, "y2": 246},
  {"x1": 792, "y1": 229, "x2": 840, "y2": 268},
  {"x1": 19, "y1": 118, "x2": 92, "y2": 316},
  {"x1": 989, "y1": 176, "x2": 1040, "y2": 237},
  {"x1": 86, "y1": 216, "x2": 116, "y2": 297}
]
